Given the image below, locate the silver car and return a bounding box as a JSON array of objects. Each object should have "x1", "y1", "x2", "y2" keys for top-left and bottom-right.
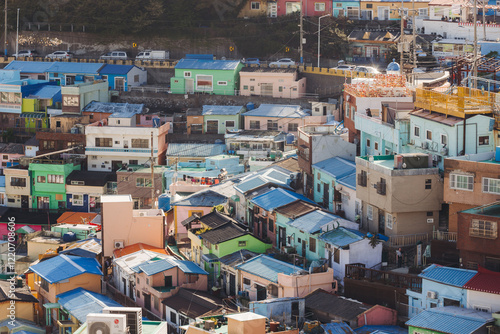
[
  {"x1": 269, "y1": 58, "x2": 296, "y2": 67},
  {"x1": 45, "y1": 51, "x2": 74, "y2": 59}
]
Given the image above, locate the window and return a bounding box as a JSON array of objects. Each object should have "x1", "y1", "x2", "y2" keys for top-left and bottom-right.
[
  {"x1": 48, "y1": 174, "x2": 64, "y2": 184},
  {"x1": 366, "y1": 3, "x2": 373, "y2": 8},
  {"x1": 414, "y1": 126, "x2": 420, "y2": 137},
  {"x1": 358, "y1": 170, "x2": 367, "y2": 187},
  {"x1": 225, "y1": 120, "x2": 235, "y2": 128},
  {"x1": 267, "y1": 120, "x2": 278, "y2": 131},
  {"x1": 443, "y1": 298, "x2": 460, "y2": 307},
  {"x1": 470, "y1": 219, "x2": 497, "y2": 239},
  {"x1": 153, "y1": 295, "x2": 159, "y2": 310},
  {"x1": 479, "y1": 136, "x2": 490, "y2": 146},
  {"x1": 483, "y1": 178, "x2": 500, "y2": 194},
  {"x1": 450, "y1": 173, "x2": 474, "y2": 191},
  {"x1": 129, "y1": 160, "x2": 138, "y2": 165},
  {"x1": 386, "y1": 213, "x2": 393, "y2": 229},
  {"x1": 367, "y1": 139, "x2": 371, "y2": 147},
  {"x1": 427, "y1": 211, "x2": 433, "y2": 217},
  {"x1": 136, "y1": 178, "x2": 152, "y2": 187},
  {"x1": 347, "y1": 6, "x2": 359, "y2": 19},
  {"x1": 317, "y1": 183, "x2": 321, "y2": 192},
  {"x1": 250, "y1": 86, "x2": 254, "y2": 91},
  {"x1": 315, "y1": 2, "x2": 326, "y2": 11},
  {"x1": 333, "y1": 248, "x2": 340, "y2": 263},
  {"x1": 72, "y1": 194, "x2": 84, "y2": 206},
  {"x1": 250, "y1": 120, "x2": 260, "y2": 129},
  {"x1": 374, "y1": 142, "x2": 379, "y2": 151},
  {"x1": 426, "y1": 130, "x2": 432, "y2": 140},
  {"x1": 2, "y1": 155, "x2": 7, "y2": 160},
  {"x1": 95, "y1": 138, "x2": 112, "y2": 147},
  {"x1": 288, "y1": 123, "x2": 298, "y2": 132},
  {"x1": 346, "y1": 103, "x2": 350, "y2": 118},
  {"x1": 131, "y1": 139, "x2": 149, "y2": 148},
  {"x1": 238, "y1": 241, "x2": 246, "y2": 247},
  {"x1": 251, "y1": 1, "x2": 260, "y2": 9},
  {"x1": 243, "y1": 278, "x2": 251, "y2": 286},
  {"x1": 243, "y1": 85, "x2": 248, "y2": 90},
  {"x1": 309, "y1": 237, "x2": 316, "y2": 253},
  {"x1": 418, "y1": 8, "x2": 428, "y2": 16},
  {"x1": 217, "y1": 81, "x2": 228, "y2": 86},
  {"x1": 441, "y1": 134, "x2": 447, "y2": 145},
  {"x1": 196, "y1": 75, "x2": 213, "y2": 91},
  {"x1": 184, "y1": 71, "x2": 191, "y2": 77},
  {"x1": 170, "y1": 311, "x2": 177, "y2": 324},
  {"x1": 40, "y1": 277, "x2": 49, "y2": 292},
  {"x1": 425, "y1": 179, "x2": 432, "y2": 190},
  {"x1": 134, "y1": 75, "x2": 139, "y2": 83},
  {"x1": 377, "y1": 178, "x2": 386, "y2": 195},
  {"x1": 367, "y1": 205, "x2": 373, "y2": 220},
  {"x1": 37, "y1": 176, "x2": 46, "y2": 183}
]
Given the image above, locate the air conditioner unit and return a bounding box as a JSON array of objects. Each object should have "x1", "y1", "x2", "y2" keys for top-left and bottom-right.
[
  {"x1": 103, "y1": 307, "x2": 142, "y2": 334},
  {"x1": 114, "y1": 241, "x2": 124, "y2": 249},
  {"x1": 440, "y1": 147, "x2": 448, "y2": 156},
  {"x1": 427, "y1": 218, "x2": 434, "y2": 223},
  {"x1": 87, "y1": 313, "x2": 127, "y2": 334},
  {"x1": 410, "y1": 139, "x2": 415, "y2": 145},
  {"x1": 261, "y1": 210, "x2": 267, "y2": 217},
  {"x1": 138, "y1": 211, "x2": 147, "y2": 217},
  {"x1": 421, "y1": 142, "x2": 428, "y2": 149},
  {"x1": 427, "y1": 291, "x2": 438, "y2": 299}
]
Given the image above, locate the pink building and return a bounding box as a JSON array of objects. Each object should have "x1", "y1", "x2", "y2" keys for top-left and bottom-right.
[
  {"x1": 240, "y1": 68, "x2": 306, "y2": 99},
  {"x1": 276, "y1": 0, "x2": 332, "y2": 17},
  {"x1": 101, "y1": 195, "x2": 165, "y2": 264},
  {"x1": 243, "y1": 104, "x2": 326, "y2": 136},
  {"x1": 0, "y1": 143, "x2": 25, "y2": 169},
  {"x1": 134, "y1": 256, "x2": 208, "y2": 319}
]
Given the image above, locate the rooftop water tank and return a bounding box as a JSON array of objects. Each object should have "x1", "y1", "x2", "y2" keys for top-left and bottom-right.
[
  {"x1": 386, "y1": 58, "x2": 400, "y2": 73},
  {"x1": 63, "y1": 232, "x2": 77, "y2": 243},
  {"x1": 246, "y1": 102, "x2": 255, "y2": 111},
  {"x1": 158, "y1": 193, "x2": 171, "y2": 212}
]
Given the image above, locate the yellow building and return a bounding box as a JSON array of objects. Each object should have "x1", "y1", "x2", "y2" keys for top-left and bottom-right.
[{"x1": 360, "y1": 0, "x2": 430, "y2": 20}]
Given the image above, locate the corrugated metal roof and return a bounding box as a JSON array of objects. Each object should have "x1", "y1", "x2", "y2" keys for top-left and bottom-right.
[
  {"x1": 337, "y1": 173, "x2": 357, "y2": 190},
  {"x1": 250, "y1": 188, "x2": 314, "y2": 212},
  {"x1": 275, "y1": 200, "x2": 317, "y2": 218},
  {"x1": 56, "y1": 287, "x2": 122, "y2": 323},
  {"x1": 30, "y1": 85, "x2": 61, "y2": 99},
  {"x1": 83, "y1": 101, "x2": 144, "y2": 114},
  {"x1": 135, "y1": 257, "x2": 208, "y2": 276},
  {"x1": 166, "y1": 143, "x2": 226, "y2": 157},
  {"x1": 305, "y1": 289, "x2": 370, "y2": 321},
  {"x1": 200, "y1": 222, "x2": 247, "y2": 244},
  {"x1": 59, "y1": 238, "x2": 101, "y2": 258},
  {"x1": 319, "y1": 227, "x2": 365, "y2": 248},
  {"x1": 235, "y1": 254, "x2": 299, "y2": 283},
  {"x1": 4, "y1": 60, "x2": 53, "y2": 73},
  {"x1": 463, "y1": 266, "x2": 500, "y2": 295},
  {"x1": 99, "y1": 64, "x2": 135, "y2": 75},
  {"x1": 219, "y1": 249, "x2": 258, "y2": 267},
  {"x1": 354, "y1": 325, "x2": 407, "y2": 334},
  {"x1": 405, "y1": 307, "x2": 493, "y2": 334},
  {"x1": 47, "y1": 62, "x2": 104, "y2": 74},
  {"x1": 234, "y1": 176, "x2": 269, "y2": 193},
  {"x1": 419, "y1": 264, "x2": 477, "y2": 287},
  {"x1": 114, "y1": 250, "x2": 170, "y2": 275},
  {"x1": 202, "y1": 105, "x2": 244, "y2": 116},
  {"x1": 243, "y1": 104, "x2": 309, "y2": 118},
  {"x1": 113, "y1": 243, "x2": 168, "y2": 258},
  {"x1": 175, "y1": 58, "x2": 241, "y2": 70},
  {"x1": 289, "y1": 210, "x2": 339, "y2": 234},
  {"x1": 172, "y1": 189, "x2": 227, "y2": 207},
  {"x1": 29, "y1": 254, "x2": 102, "y2": 284},
  {"x1": 312, "y1": 157, "x2": 356, "y2": 180},
  {"x1": 321, "y1": 322, "x2": 355, "y2": 334}
]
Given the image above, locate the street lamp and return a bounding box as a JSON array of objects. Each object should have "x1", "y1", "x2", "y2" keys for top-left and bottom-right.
[{"x1": 317, "y1": 14, "x2": 331, "y2": 68}]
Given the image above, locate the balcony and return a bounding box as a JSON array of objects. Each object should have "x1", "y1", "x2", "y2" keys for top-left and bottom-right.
[
  {"x1": 415, "y1": 87, "x2": 495, "y2": 118},
  {"x1": 85, "y1": 147, "x2": 158, "y2": 155}
]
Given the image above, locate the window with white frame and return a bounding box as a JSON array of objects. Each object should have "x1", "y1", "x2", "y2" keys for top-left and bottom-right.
[
  {"x1": 483, "y1": 178, "x2": 500, "y2": 194},
  {"x1": 418, "y1": 8, "x2": 428, "y2": 16},
  {"x1": 72, "y1": 194, "x2": 84, "y2": 206},
  {"x1": 450, "y1": 173, "x2": 474, "y2": 191},
  {"x1": 196, "y1": 75, "x2": 213, "y2": 91},
  {"x1": 251, "y1": 1, "x2": 260, "y2": 9},
  {"x1": 441, "y1": 134, "x2": 447, "y2": 145},
  {"x1": 184, "y1": 71, "x2": 191, "y2": 78},
  {"x1": 470, "y1": 219, "x2": 497, "y2": 239},
  {"x1": 414, "y1": 126, "x2": 420, "y2": 137},
  {"x1": 374, "y1": 142, "x2": 379, "y2": 151},
  {"x1": 367, "y1": 205, "x2": 373, "y2": 220},
  {"x1": 217, "y1": 81, "x2": 228, "y2": 86},
  {"x1": 426, "y1": 130, "x2": 432, "y2": 140},
  {"x1": 347, "y1": 6, "x2": 359, "y2": 19},
  {"x1": 315, "y1": 2, "x2": 326, "y2": 11},
  {"x1": 386, "y1": 213, "x2": 393, "y2": 229}
]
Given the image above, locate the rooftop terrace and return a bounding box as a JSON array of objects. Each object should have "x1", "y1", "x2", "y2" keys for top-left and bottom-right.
[{"x1": 343, "y1": 74, "x2": 410, "y2": 98}]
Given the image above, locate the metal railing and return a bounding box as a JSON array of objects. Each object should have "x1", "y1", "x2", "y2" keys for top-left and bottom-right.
[
  {"x1": 433, "y1": 230, "x2": 458, "y2": 242},
  {"x1": 345, "y1": 264, "x2": 422, "y2": 293},
  {"x1": 387, "y1": 233, "x2": 430, "y2": 248}
]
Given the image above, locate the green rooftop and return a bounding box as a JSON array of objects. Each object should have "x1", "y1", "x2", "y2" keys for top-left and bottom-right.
[{"x1": 462, "y1": 202, "x2": 500, "y2": 218}]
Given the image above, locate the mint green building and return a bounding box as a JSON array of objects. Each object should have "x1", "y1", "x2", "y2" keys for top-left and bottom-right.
[
  {"x1": 170, "y1": 55, "x2": 243, "y2": 96},
  {"x1": 202, "y1": 105, "x2": 244, "y2": 134},
  {"x1": 29, "y1": 161, "x2": 81, "y2": 210}
]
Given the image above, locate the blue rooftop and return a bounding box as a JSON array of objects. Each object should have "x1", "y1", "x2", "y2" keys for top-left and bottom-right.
[
  {"x1": 29, "y1": 254, "x2": 102, "y2": 284},
  {"x1": 235, "y1": 168, "x2": 291, "y2": 193},
  {"x1": 47, "y1": 62, "x2": 104, "y2": 74},
  {"x1": 202, "y1": 105, "x2": 244, "y2": 116},
  {"x1": 354, "y1": 325, "x2": 407, "y2": 334},
  {"x1": 337, "y1": 173, "x2": 357, "y2": 190},
  {"x1": 166, "y1": 143, "x2": 226, "y2": 157},
  {"x1": 56, "y1": 288, "x2": 122, "y2": 324},
  {"x1": 99, "y1": 64, "x2": 136, "y2": 75},
  {"x1": 83, "y1": 101, "x2": 144, "y2": 115},
  {"x1": 172, "y1": 190, "x2": 227, "y2": 207},
  {"x1": 175, "y1": 58, "x2": 241, "y2": 70},
  {"x1": 250, "y1": 188, "x2": 313, "y2": 211},
  {"x1": 289, "y1": 210, "x2": 341, "y2": 234},
  {"x1": 406, "y1": 307, "x2": 493, "y2": 334},
  {"x1": 236, "y1": 254, "x2": 300, "y2": 283},
  {"x1": 4, "y1": 61, "x2": 53, "y2": 73},
  {"x1": 319, "y1": 227, "x2": 365, "y2": 248},
  {"x1": 312, "y1": 157, "x2": 356, "y2": 180},
  {"x1": 28, "y1": 85, "x2": 61, "y2": 100},
  {"x1": 419, "y1": 264, "x2": 477, "y2": 287},
  {"x1": 134, "y1": 257, "x2": 208, "y2": 276},
  {"x1": 321, "y1": 323, "x2": 354, "y2": 334},
  {"x1": 243, "y1": 104, "x2": 310, "y2": 118}
]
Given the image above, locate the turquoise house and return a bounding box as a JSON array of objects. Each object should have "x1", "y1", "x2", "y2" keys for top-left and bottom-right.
[
  {"x1": 170, "y1": 54, "x2": 244, "y2": 96},
  {"x1": 333, "y1": 1, "x2": 361, "y2": 19},
  {"x1": 202, "y1": 105, "x2": 245, "y2": 134},
  {"x1": 29, "y1": 160, "x2": 82, "y2": 210}
]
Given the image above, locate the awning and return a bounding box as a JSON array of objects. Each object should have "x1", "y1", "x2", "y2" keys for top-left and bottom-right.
[
  {"x1": 15, "y1": 226, "x2": 36, "y2": 234},
  {"x1": 19, "y1": 112, "x2": 46, "y2": 119},
  {"x1": 202, "y1": 253, "x2": 219, "y2": 263}
]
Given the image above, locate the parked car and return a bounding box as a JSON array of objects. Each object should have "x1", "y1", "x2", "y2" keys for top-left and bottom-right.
[
  {"x1": 332, "y1": 64, "x2": 356, "y2": 72},
  {"x1": 135, "y1": 50, "x2": 169, "y2": 61},
  {"x1": 45, "y1": 51, "x2": 74, "y2": 59},
  {"x1": 269, "y1": 58, "x2": 296, "y2": 67},
  {"x1": 100, "y1": 51, "x2": 129, "y2": 60},
  {"x1": 13, "y1": 50, "x2": 39, "y2": 58},
  {"x1": 355, "y1": 66, "x2": 380, "y2": 74},
  {"x1": 242, "y1": 58, "x2": 260, "y2": 65}
]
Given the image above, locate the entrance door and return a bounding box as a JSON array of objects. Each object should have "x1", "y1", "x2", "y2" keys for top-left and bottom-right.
[
  {"x1": 115, "y1": 77, "x2": 125, "y2": 91},
  {"x1": 378, "y1": 7, "x2": 389, "y2": 20},
  {"x1": 111, "y1": 160, "x2": 122, "y2": 172},
  {"x1": 302, "y1": 240, "x2": 306, "y2": 257},
  {"x1": 37, "y1": 196, "x2": 50, "y2": 210},
  {"x1": 261, "y1": 83, "x2": 273, "y2": 96},
  {"x1": 262, "y1": 221, "x2": 267, "y2": 240},
  {"x1": 122, "y1": 277, "x2": 127, "y2": 295},
  {"x1": 323, "y1": 182, "x2": 329, "y2": 208},
  {"x1": 143, "y1": 293, "x2": 151, "y2": 310},
  {"x1": 206, "y1": 120, "x2": 219, "y2": 134},
  {"x1": 164, "y1": 276, "x2": 173, "y2": 287},
  {"x1": 278, "y1": 226, "x2": 286, "y2": 248},
  {"x1": 21, "y1": 195, "x2": 29, "y2": 209},
  {"x1": 229, "y1": 273, "x2": 236, "y2": 296},
  {"x1": 185, "y1": 79, "x2": 194, "y2": 93},
  {"x1": 378, "y1": 210, "x2": 385, "y2": 234},
  {"x1": 256, "y1": 284, "x2": 267, "y2": 300}
]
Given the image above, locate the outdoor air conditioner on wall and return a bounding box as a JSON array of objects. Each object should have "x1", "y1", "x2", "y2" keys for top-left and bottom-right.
[
  {"x1": 103, "y1": 307, "x2": 142, "y2": 334},
  {"x1": 87, "y1": 314, "x2": 127, "y2": 334},
  {"x1": 427, "y1": 291, "x2": 438, "y2": 299},
  {"x1": 114, "y1": 241, "x2": 124, "y2": 249}
]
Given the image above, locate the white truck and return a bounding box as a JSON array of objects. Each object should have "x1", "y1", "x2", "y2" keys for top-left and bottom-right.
[{"x1": 135, "y1": 50, "x2": 169, "y2": 61}]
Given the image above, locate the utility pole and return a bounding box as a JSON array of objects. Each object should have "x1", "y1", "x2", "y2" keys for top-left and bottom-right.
[
  {"x1": 400, "y1": 2, "x2": 405, "y2": 75},
  {"x1": 4, "y1": 0, "x2": 7, "y2": 57},
  {"x1": 482, "y1": 0, "x2": 486, "y2": 40},
  {"x1": 412, "y1": 0, "x2": 417, "y2": 69},
  {"x1": 473, "y1": 0, "x2": 478, "y2": 88},
  {"x1": 150, "y1": 131, "x2": 156, "y2": 209},
  {"x1": 15, "y1": 8, "x2": 18, "y2": 59},
  {"x1": 299, "y1": 4, "x2": 304, "y2": 64},
  {"x1": 317, "y1": 14, "x2": 330, "y2": 68}
]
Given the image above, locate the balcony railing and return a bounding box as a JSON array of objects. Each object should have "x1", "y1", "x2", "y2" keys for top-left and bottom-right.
[
  {"x1": 345, "y1": 264, "x2": 422, "y2": 293},
  {"x1": 86, "y1": 147, "x2": 158, "y2": 154},
  {"x1": 433, "y1": 230, "x2": 457, "y2": 242},
  {"x1": 388, "y1": 233, "x2": 430, "y2": 248}
]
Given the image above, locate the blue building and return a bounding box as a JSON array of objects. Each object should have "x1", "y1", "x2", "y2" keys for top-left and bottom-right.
[
  {"x1": 47, "y1": 62, "x2": 104, "y2": 86},
  {"x1": 406, "y1": 264, "x2": 477, "y2": 318},
  {"x1": 99, "y1": 64, "x2": 147, "y2": 92},
  {"x1": 333, "y1": 1, "x2": 361, "y2": 19}
]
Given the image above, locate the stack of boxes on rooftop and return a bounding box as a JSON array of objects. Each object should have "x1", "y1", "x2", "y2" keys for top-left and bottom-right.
[{"x1": 0, "y1": 52, "x2": 500, "y2": 334}]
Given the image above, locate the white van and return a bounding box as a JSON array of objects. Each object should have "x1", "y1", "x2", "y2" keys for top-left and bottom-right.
[
  {"x1": 136, "y1": 50, "x2": 169, "y2": 61},
  {"x1": 100, "y1": 51, "x2": 129, "y2": 60}
]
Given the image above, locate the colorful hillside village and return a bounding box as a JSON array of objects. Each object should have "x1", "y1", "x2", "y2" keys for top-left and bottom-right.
[{"x1": 0, "y1": 50, "x2": 500, "y2": 334}]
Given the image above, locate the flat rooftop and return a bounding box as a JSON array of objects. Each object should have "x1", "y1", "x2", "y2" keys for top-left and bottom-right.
[{"x1": 132, "y1": 209, "x2": 164, "y2": 217}]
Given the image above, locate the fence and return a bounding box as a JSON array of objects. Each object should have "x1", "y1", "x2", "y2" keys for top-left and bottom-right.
[
  {"x1": 432, "y1": 230, "x2": 457, "y2": 242},
  {"x1": 345, "y1": 264, "x2": 422, "y2": 293},
  {"x1": 387, "y1": 233, "x2": 430, "y2": 248},
  {"x1": 104, "y1": 281, "x2": 161, "y2": 321}
]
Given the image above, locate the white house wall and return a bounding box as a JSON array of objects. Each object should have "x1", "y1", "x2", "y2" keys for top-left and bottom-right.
[
  {"x1": 311, "y1": 136, "x2": 356, "y2": 165},
  {"x1": 127, "y1": 67, "x2": 148, "y2": 88},
  {"x1": 467, "y1": 290, "x2": 500, "y2": 313}
]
